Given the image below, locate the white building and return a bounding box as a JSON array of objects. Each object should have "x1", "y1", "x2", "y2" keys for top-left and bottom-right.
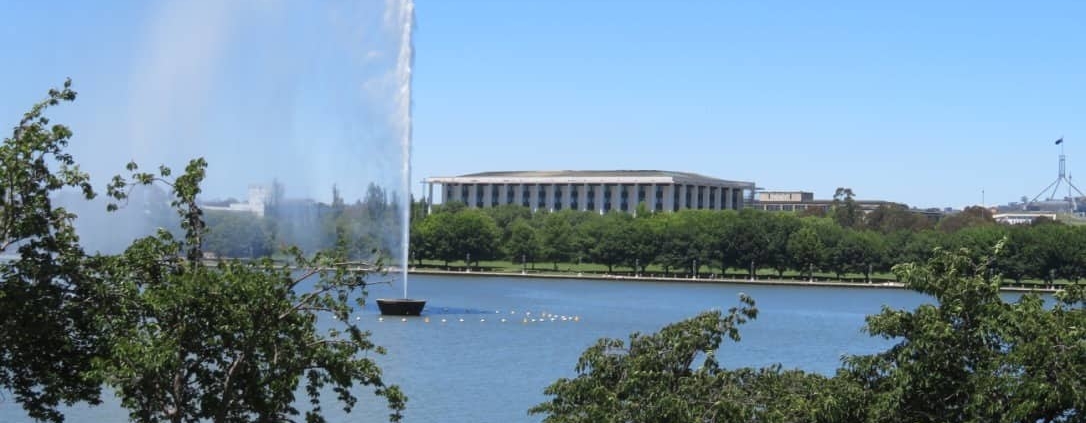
[
  {"x1": 203, "y1": 185, "x2": 269, "y2": 217},
  {"x1": 423, "y1": 170, "x2": 755, "y2": 214},
  {"x1": 993, "y1": 212, "x2": 1058, "y2": 225}
]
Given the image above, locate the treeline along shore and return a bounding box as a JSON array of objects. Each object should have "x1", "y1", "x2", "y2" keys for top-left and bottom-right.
[
  {"x1": 404, "y1": 200, "x2": 1085, "y2": 290},
  {"x1": 194, "y1": 190, "x2": 1085, "y2": 290}
]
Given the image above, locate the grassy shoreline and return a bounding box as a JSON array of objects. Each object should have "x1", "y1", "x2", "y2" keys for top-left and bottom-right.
[{"x1": 405, "y1": 267, "x2": 1059, "y2": 293}]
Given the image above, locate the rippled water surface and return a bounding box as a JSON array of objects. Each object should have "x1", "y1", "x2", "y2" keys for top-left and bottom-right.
[{"x1": 0, "y1": 274, "x2": 941, "y2": 423}]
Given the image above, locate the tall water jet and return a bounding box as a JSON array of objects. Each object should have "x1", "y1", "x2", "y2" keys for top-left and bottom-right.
[
  {"x1": 377, "y1": 0, "x2": 427, "y2": 316},
  {"x1": 50, "y1": 1, "x2": 423, "y2": 307},
  {"x1": 396, "y1": 0, "x2": 415, "y2": 299}
]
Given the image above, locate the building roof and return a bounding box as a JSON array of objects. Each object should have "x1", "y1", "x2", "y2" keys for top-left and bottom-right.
[{"x1": 425, "y1": 170, "x2": 753, "y2": 188}]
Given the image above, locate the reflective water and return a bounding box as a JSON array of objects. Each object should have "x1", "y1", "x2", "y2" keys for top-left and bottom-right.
[{"x1": 0, "y1": 274, "x2": 937, "y2": 423}]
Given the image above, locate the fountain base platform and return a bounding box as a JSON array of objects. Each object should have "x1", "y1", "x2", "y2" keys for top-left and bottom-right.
[{"x1": 377, "y1": 298, "x2": 427, "y2": 316}]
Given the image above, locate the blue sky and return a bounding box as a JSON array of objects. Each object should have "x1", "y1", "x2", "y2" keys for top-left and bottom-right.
[
  {"x1": 412, "y1": 0, "x2": 1085, "y2": 209},
  {"x1": 3, "y1": 1, "x2": 1085, "y2": 209}
]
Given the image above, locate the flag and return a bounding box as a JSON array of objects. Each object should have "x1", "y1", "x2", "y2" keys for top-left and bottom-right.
[{"x1": 1056, "y1": 138, "x2": 1064, "y2": 145}]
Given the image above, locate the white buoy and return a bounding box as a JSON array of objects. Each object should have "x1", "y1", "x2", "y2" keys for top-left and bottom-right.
[
  {"x1": 378, "y1": 317, "x2": 384, "y2": 322},
  {"x1": 441, "y1": 318, "x2": 447, "y2": 323},
  {"x1": 401, "y1": 318, "x2": 407, "y2": 322},
  {"x1": 458, "y1": 318, "x2": 465, "y2": 322},
  {"x1": 480, "y1": 318, "x2": 486, "y2": 322},
  {"x1": 500, "y1": 318, "x2": 507, "y2": 323}
]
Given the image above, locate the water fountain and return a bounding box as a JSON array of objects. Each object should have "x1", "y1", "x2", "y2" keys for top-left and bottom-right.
[
  {"x1": 63, "y1": 0, "x2": 425, "y2": 312},
  {"x1": 376, "y1": 0, "x2": 426, "y2": 316}
]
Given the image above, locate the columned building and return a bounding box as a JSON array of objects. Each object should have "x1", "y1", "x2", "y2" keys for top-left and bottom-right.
[{"x1": 423, "y1": 170, "x2": 755, "y2": 214}]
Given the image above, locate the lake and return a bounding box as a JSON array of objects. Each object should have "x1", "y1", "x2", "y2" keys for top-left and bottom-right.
[{"x1": 3, "y1": 273, "x2": 936, "y2": 423}]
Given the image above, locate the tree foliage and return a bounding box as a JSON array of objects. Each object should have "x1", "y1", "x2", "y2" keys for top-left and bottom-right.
[
  {"x1": 97, "y1": 160, "x2": 407, "y2": 423},
  {"x1": 531, "y1": 295, "x2": 831, "y2": 423},
  {"x1": 837, "y1": 243, "x2": 1086, "y2": 422},
  {"x1": 0, "y1": 79, "x2": 104, "y2": 422},
  {"x1": 1, "y1": 82, "x2": 405, "y2": 423},
  {"x1": 410, "y1": 202, "x2": 1086, "y2": 284}
]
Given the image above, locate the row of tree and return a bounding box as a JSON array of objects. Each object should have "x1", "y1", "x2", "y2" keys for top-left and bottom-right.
[{"x1": 410, "y1": 202, "x2": 1082, "y2": 284}]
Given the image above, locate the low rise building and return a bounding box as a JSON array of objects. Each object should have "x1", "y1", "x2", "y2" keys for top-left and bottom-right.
[
  {"x1": 202, "y1": 185, "x2": 269, "y2": 217},
  {"x1": 751, "y1": 190, "x2": 903, "y2": 213},
  {"x1": 423, "y1": 170, "x2": 755, "y2": 214}
]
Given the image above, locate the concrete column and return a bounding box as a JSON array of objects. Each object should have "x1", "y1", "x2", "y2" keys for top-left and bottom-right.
[
  {"x1": 545, "y1": 184, "x2": 556, "y2": 212},
  {"x1": 725, "y1": 188, "x2": 733, "y2": 209},
  {"x1": 426, "y1": 182, "x2": 434, "y2": 215},
  {"x1": 514, "y1": 184, "x2": 524, "y2": 207},
  {"x1": 579, "y1": 183, "x2": 588, "y2": 211},
  {"x1": 714, "y1": 186, "x2": 722, "y2": 210},
  {"x1": 529, "y1": 184, "x2": 540, "y2": 212},
  {"x1": 582, "y1": 182, "x2": 590, "y2": 210},
  {"x1": 630, "y1": 183, "x2": 639, "y2": 213},
  {"x1": 498, "y1": 183, "x2": 508, "y2": 205},
  {"x1": 597, "y1": 184, "x2": 606, "y2": 214},
  {"x1": 468, "y1": 184, "x2": 478, "y2": 208},
  {"x1": 482, "y1": 184, "x2": 493, "y2": 208},
  {"x1": 663, "y1": 184, "x2": 675, "y2": 212},
  {"x1": 609, "y1": 184, "x2": 620, "y2": 213},
  {"x1": 678, "y1": 184, "x2": 687, "y2": 210},
  {"x1": 565, "y1": 183, "x2": 573, "y2": 210},
  {"x1": 649, "y1": 183, "x2": 657, "y2": 212}
]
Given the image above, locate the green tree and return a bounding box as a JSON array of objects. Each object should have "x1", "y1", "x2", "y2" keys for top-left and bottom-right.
[
  {"x1": 649, "y1": 212, "x2": 692, "y2": 276},
  {"x1": 936, "y1": 205, "x2": 996, "y2": 233},
  {"x1": 484, "y1": 204, "x2": 531, "y2": 247},
  {"x1": 99, "y1": 159, "x2": 406, "y2": 423},
  {"x1": 827, "y1": 229, "x2": 885, "y2": 280},
  {"x1": 505, "y1": 219, "x2": 540, "y2": 269},
  {"x1": 531, "y1": 295, "x2": 830, "y2": 423},
  {"x1": 838, "y1": 243, "x2": 1086, "y2": 422},
  {"x1": 451, "y1": 209, "x2": 501, "y2": 267},
  {"x1": 863, "y1": 204, "x2": 934, "y2": 233},
  {"x1": 623, "y1": 215, "x2": 659, "y2": 274},
  {"x1": 416, "y1": 212, "x2": 456, "y2": 266},
  {"x1": 581, "y1": 212, "x2": 632, "y2": 274},
  {"x1": 831, "y1": 187, "x2": 860, "y2": 228},
  {"x1": 203, "y1": 210, "x2": 274, "y2": 258},
  {"x1": 765, "y1": 213, "x2": 801, "y2": 277},
  {"x1": 728, "y1": 209, "x2": 773, "y2": 279},
  {"x1": 0, "y1": 79, "x2": 105, "y2": 422},
  {"x1": 787, "y1": 225, "x2": 825, "y2": 279},
  {"x1": 705, "y1": 210, "x2": 738, "y2": 276},
  {"x1": 539, "y1": 212, "x2": 577, "y2": 270}
]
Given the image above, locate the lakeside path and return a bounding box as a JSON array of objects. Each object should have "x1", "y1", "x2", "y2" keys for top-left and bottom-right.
[{"x1": 406, "y1": 268, "x2": 1059, "y2": 293}]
